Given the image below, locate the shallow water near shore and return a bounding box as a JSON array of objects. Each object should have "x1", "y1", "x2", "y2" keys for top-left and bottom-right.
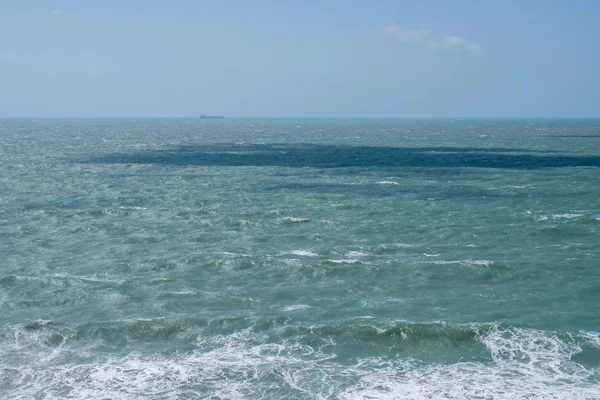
[{"x1": 1, "y1": 118, "x2": 599, "y2": 399}]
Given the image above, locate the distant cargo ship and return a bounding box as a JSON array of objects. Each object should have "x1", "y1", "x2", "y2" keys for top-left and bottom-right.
[{"x1": 199, "y1": 114, "x2": 224, "y2": 119}]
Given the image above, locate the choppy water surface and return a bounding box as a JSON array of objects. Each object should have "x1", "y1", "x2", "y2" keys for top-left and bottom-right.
[{"x1": 1, "y1": 118, "x2": 599, "y2": 399}]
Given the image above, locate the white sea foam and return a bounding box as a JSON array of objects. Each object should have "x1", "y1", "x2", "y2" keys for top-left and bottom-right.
[
  {"x1": 1, "y1": 326, "x2": 599, "y2": 399},
  {"x1": 425, "y1": 259, "x2": 495, "y2": 267},
  {"x1": 342, "y1": 327, "x2": 600, "y2": 400},
  {"x1": 169, "y1": 290, "x2": 196, "y2": 295},
  {"x1": 327, "y1": 259, "x2": 361, "y2": 264},
  {"x1": 346, "y1": 251, "x2": 367, "y2": 257},
  {"x1": 552, "y1": 213, "x2": 584, "y2": 219},
  {"x1": 220, "y1": 252, "x2": 251, "y2": 257},
  {"x1": 376, "y1": 181, "x2": 399, "y2": 185},
  {"x1": 282, "y1": 304, "x2": 311, "y2": 312},
  {"x1": 53, "y1": 273, "x2": 122, "y2": 284},
  {"x1": 427, "y1": 260, "x2": 462, "y2": 265},
  {"x1": 282, "y1": 217, "x2": 311, "y2": 223},
  {"x1": 286, "y1": 250, "x2": 318, "y2": 257},
  {"x1": 149, "y1": 277, "x2": 170, "y2": 283},
  {"x1": 467, "y1": 260, "x2": 495, "y2": 266},
  {"x1": 579, "y1": 331, "x2": 600, "y2": 348}
]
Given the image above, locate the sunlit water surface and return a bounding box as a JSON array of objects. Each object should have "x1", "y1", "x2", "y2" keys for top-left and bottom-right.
[{"x1": 1, "y1": 118, "x2": 599, "y2": 399}]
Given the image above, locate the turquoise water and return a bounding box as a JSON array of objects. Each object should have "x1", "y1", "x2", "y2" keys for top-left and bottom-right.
[{"x1": 1, "y1": 118, "x2": 599, "y2": 399}]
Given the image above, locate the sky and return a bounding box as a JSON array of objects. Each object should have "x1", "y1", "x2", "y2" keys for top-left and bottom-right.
[{"x1": 1, "y1": 0, "x2": 599, "y2": 118}]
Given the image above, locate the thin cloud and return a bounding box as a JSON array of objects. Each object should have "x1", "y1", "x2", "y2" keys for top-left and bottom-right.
[
  {"x1": 383, "y1": 25, "x2": 430, "y2": 42},
  {"x1": 384, "y1": 24, "x2": 481, "y2": 55}
]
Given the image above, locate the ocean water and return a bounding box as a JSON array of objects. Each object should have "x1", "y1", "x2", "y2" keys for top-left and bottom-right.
[{"x1": 1, "y1": 118, "x2": 599, "y2": 399}]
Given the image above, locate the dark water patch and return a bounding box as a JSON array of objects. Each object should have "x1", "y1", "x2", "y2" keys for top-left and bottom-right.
[{"x1": 79, "y1": 143, "x2": 600, "y2": 170}]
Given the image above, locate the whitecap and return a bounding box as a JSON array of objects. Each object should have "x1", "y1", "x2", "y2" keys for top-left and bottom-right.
[
  {"x1": 282, "y1": 304, "x2": 311, "y2": 312},
  {"x1": 376, "y1": 181, "x2": 399, "y2": 185},
  {"x1": 2, "y1": 325, "x2": 599, "y2": 399},
  {"x1": 169, "y1": 290, "x2": 196, "y2": 295},
  {"x1": 552, "y1": 213, "x2": 583, "y2": 219},
  {"x1": 327, "y1": 259, "x2": 361, "y2": 264},
  {"x1": 428, "y1": 260, "x2": 462, "y2": 265},
  {"x1": 579, "y1": 331, "x2": 600, "y2": 348},
  {"x1": 221, "y1": 252, "x2": 252, "y2": 257},
  {"x1": 149, "y1": 277, "x2": 171, "y2": 283},
  {"x1": 342, "y1": 327, "x2": 600, "y2": 400},
  {"x1": 466, "y1": 260, "x2": 495, "y2": 266},
  {"x1": 426, "y1": 260, "x2": 495, "y2": 267},
  {"x1": 282, "y1": 217, "x2": 311, "y2": 223},
  {"x1": 285, "y1": 250, "x2": 318, "y2": 257},
  {"x1": 346, "y1": 251, "x2": 367, "y2": 257}
]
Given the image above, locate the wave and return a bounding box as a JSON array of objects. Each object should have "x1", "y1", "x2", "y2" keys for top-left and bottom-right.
[
  {"x1": 327, "y1": 259, "x2": 361, "y2": 264},
  {"x1": 1, "y1": 320, "x2": 599, "y2": 399},
  {"x1": 346, "y1": 251, "x2": 367, "y2": 257},
  {"x1": 284, "y1": 250, "x2": 318, "y2": 257},
  {"x1": 280, "y1": 217, "x2": 311, "y2": 224}
]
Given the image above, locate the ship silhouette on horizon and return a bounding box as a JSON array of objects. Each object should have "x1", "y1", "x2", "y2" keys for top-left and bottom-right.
[{"x1": 199, "y1": 114, "x2": 224, "y2": 119}]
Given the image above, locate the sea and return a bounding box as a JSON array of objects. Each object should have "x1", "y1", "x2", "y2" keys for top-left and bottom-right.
[{"x1": 1, "y1": 118, "x2": 599, "y2": 399}]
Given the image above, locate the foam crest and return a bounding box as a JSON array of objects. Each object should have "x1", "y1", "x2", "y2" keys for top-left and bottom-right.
[
  {"x1": 285, "y1": 250, "x2": 318, "y2": 257},
  {"x1": 327, "y1": 259, "x2": 361, "y2": 264},
  {"x1": 342, "y1": 327, "x2": 600, "y2": 400},
  {"x1": 0, "y1": 328, "x2": 600, "y2": 400},
  {"x1": 282, "y1": 304, "x2": 311, "y2": 312},
  {"x1": 346, "y1": 251, "x2": 367, "y2": 257},
  {"x1": 580, "y1": 331, "x2": 600, "y2": 349},
  {"x1": 427, "y1": 259, "x2": 496, "y2": 267},
  {"x1": 552, "y1": 213, "x2": 584, "y2": 219},
  {"x1": 2, "y1": 322, "x2": 600, "y2": 399},
  {"x1": 281, "y1": 217, "x2": 311, "y2": 223}
]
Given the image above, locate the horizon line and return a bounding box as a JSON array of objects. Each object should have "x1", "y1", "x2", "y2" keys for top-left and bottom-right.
[{"x1": 2, "y1": 116, "x2": 600, "y2": 120}]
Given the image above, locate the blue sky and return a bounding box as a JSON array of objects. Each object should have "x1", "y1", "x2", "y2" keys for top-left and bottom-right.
[{"x1": 1, "y1": 1, "x2": 599, "y2": 117}]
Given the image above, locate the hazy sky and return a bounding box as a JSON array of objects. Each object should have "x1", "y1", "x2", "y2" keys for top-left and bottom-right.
[{"x1": 1, "y1": 1, "x2": 599, "y2": 118}]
